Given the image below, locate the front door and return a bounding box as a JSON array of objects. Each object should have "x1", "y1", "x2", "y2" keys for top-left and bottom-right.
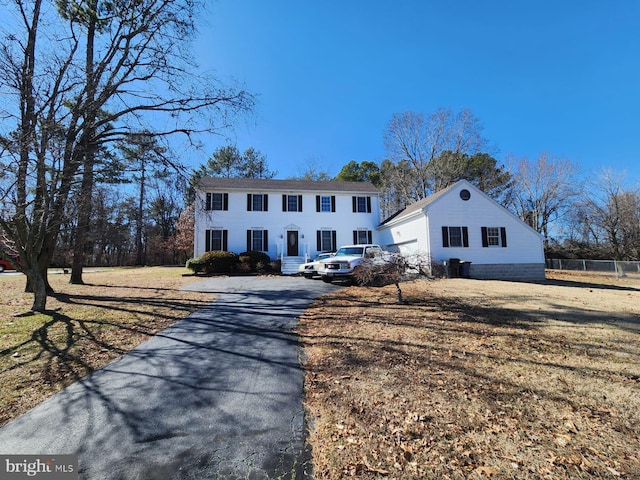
[{"x1": 287, "y1": 230, "x2": 299, "y2": 256}]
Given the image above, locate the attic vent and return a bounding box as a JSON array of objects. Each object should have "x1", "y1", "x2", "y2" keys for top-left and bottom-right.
[{"x1": 460, "y1": 189, "x2": 471, "y2": 201}]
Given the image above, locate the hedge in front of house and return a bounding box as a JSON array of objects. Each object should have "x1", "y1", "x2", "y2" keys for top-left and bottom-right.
[
  {"x1": 186, "y1": 250, "x2": 276, "y2": 275},
  {"x1": 238, "y1": 251, "x2": 272, "y2": 273},
  {"x1": 189, "y1": 251, "x2": 239, "y2": 274},
  {"x1": 185, "y1": 257, "x2": 206, "y2": 273}
]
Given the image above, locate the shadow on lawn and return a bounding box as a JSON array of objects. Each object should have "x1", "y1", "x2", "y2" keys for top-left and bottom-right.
[
  {"x1": 300, "y1": 284, "x2": 640, "y2": 384},
  {"x1": 0, "y1": 286, "x2": 214, "y2": 417},
  {"x1": 0, "y1": 280, "x2": 329, "y2": 479}
]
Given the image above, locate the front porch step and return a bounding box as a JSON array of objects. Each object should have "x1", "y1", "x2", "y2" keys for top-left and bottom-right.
[{"x1": 281, "y1": 256, "x2": 307, "y2": 275}]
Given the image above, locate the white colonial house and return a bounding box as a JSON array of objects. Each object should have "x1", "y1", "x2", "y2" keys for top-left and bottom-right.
[
  {"x1": 377, "y1": 180, "x2": 546, "y2": 281},
  {"x1": 194, "y1": 178, "x2": 381, "y2": 273}
]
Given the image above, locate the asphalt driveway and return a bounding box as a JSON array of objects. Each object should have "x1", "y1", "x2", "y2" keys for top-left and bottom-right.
[{"x1": 0, "y1": 276, "x2": 339, "y2": 479}]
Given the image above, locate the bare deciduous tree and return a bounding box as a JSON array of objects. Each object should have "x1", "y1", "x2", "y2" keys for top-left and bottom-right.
[
  {"x1": 572, "y1": 170, "x2": 640, "y2": 260},
  {"x1": 507, "y1": 153, "x2": 579, "y2": 248},
  {"x1": 0, "y1": 0, "x2": 253, "y2": 311},
  {"x1": 382, "y1": 108, "x2": 489, "y2": 212}
]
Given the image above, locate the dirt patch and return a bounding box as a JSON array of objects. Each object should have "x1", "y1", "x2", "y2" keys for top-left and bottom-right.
[
  {"x1": 0, "y1": 267, "x2": 212, "y2": 427},
  {"x1": 298, "y1": 270, "x2": 640, "y2": 479}
]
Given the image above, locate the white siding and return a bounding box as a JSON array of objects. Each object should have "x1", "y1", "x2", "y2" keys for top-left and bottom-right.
[
  {"x1": 378, "y1": 180, "x2": 544, "y2": 267},
  {"x1": 194, "y1": 188, "x2": 381, "y2": 259},
  {"x1": 378, "y1": 212, "x2": 429, "y2": 256},
  {"x1": 426, "y1": 183, "x2": 544, "y2": 265}
]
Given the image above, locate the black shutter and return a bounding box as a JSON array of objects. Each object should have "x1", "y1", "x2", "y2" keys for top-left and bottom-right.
[
  {"x1": 442, "y1": 227, "x2": 449, "y2": 247},
  {"x1": 298, "y1": 195, "x2": 302, "y2": 212},
  {"x1": 367, "y1": 231, "x2": 372, "y2": 244},
  {"x1": 223, "y1": 193, "x2": 228, "y2": 211},
  {"x1": 462, "y1": 227, "x2": 469, "y2": 247},
  {"x1": 247, "y1": 194, "x2": 252, "y2": 211},
  {"x1": 481, "y1": 227, "x2": 488, "y2": 247},
  {"x1": 352, "y1": 197, "x2": 357, "y2": 212},
  {"x1": 222, "y1": 230, "x2": 228, "y2": 251},
  {"x1": 317, "y1": 231, "x2": 321, "y2": 251},
  {"x1": 246, "y1": 230, "x2": 251, "y2": 251},
  {"x1": 263, "y1": 230, "x2": 268, "y2": 251},
  {"x1": 205, "y1": 230, "x2": 211, "y2": 252},
  {"x1": 206, "y1": 193, "x2": 212, "y2": 211},
  {"x1": 367, "y1": 196, "x2": 372, "y2": 213},
  {"x1": 332, "y1": 231, "x2": 337, "y2": 250},
  {"x1": 501, "y1": 227, "x2": 508, "y2": 248},
  {"x1": 282, "y1": 194, "x2": 287, "y2": 211},
  {"x1": 331, "y1": 196, "x2": 336, "y2": 212},
  {"x1": 316, "y1": 196, "x2": 320, "y2": 212},
  {"x1": 263, "y1": 194, "x2": 268, "y2": 211},
  {"x1": 353, "y1": 231, "x2": 358, "y2": 244}
]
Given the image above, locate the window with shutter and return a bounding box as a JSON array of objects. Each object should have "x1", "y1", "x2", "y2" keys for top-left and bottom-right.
[
  {"x1": 247, "y1": 229, "x2": 267, "y2": 251},
  {"x1": 481, "y1": 227, "x2": 507, "y2": 247},
  {"x1": 442, "y1": 226, "x2": 469, "y2": 247},
  {"x1": 353, "y1": 196, "x2": 369, "y2": 213},
  {"x1": 317, "y1": 229, "x2": 335, "y2": 251},
  {"x1": 206, "y1": 229, "x2": 227, "y2": 251},
  {"x1": 353, "y1": 229, "x2": 371, "y2": 244}
]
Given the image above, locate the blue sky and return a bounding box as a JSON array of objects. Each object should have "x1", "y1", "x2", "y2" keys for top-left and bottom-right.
[{"x1": 191, "y1": 1, "x2": 640, "y2": 182}]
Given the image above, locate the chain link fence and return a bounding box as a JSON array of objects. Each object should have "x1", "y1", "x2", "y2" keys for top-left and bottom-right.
[{"x1": 546, "y1": 258, "x2": 640, "y2": 276}]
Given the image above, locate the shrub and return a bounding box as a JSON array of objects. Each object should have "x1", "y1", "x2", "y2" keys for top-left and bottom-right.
[
  {"x1": 200, "y1": 250, "x2": 239, "y2": 274},
  {"x1": 238, "y1": 251, "x2": 272, "y2": 273},
  {"x1": 352, "y1": 254, "x2": 407, "y2": 303},
  {"x1": 185, "y1": 257, "x2": 205, "y2": 274}
]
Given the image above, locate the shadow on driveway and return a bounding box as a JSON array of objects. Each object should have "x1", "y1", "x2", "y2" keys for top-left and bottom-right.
[{"x1": 0, "y1": 276, "x2": 339, "y2": 479}]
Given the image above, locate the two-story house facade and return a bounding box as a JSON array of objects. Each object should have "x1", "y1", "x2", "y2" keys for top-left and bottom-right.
[{"x1": 194, "y1": 178, "x2": 381, "y2": 272}]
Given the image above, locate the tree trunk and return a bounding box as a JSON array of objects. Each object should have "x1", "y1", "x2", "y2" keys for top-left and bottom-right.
[
  {"x1": 70, "y1": 172, "x2": 92, "y2": 284},
  {"x1": 24, "y1": 266, "x2": 48, "y2": 312},
  {"x1": 135, "y1": 158, "x2": 146, "y2": 265},
  {"x1": 70, "y1": 6, "x2": 97, "y2": 285}
]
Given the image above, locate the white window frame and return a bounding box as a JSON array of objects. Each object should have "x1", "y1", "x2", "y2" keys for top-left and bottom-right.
[
  {"x1": 355, "y1": 229, "x2": 370, "y2": 244},
  {"x1": 252, "y1": 194, "x2": 264, "y2": 212},
  {"x1": 320, "y1": 229, "x2": 334, "y2": 251},
  {"x1": 287, "y1": 195, "x2": 299, "y2": 212},
  {"x1": 448, "y1": 227, "x2": 463, "y2": 247},
  {"x1": 486, "y1": 227, "x2": 501, "y2": 247},
  {"x1": 320, "y1": 196, "x2": 332, "y2": 212},
  {"x1": 209, "y1": 229, "x2": 224, "y2": 251},
  {"x1": 251, "y1": 229, "x2": 265, "y2": 251}
]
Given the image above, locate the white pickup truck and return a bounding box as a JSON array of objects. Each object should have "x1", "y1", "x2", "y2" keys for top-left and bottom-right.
[{"x1": 317, "y1": 244, "x2": 384, "y2": 284}]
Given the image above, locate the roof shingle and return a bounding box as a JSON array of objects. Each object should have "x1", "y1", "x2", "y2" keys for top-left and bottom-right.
[{"x1": 196, "y1": 177, "x2": 379, "y2": 194}]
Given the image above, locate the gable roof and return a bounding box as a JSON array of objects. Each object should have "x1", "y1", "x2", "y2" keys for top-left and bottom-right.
[
  {"x1": 379, "y1": 179, "x2": 543, "y2": 238},
  {"x1": 197, "y1": 177, "x2": 379, "y2": 194},
  {"x1": 379, "y1": 181, "x2": 460, "y2": 226}
]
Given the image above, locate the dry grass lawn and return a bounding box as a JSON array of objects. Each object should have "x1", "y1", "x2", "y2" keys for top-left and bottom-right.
[
  {"x1": 0, "y1": 267, "x2": 212, "y2": 427},
  {"x1": 298, "y1": 270, "x2": 640, "y2": 479}
]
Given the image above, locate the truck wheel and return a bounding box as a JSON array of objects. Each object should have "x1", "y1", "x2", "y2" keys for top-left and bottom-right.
[
  {"x1": 321, "y1": 277, "x2": 333, "y2": 284},
  {"x1": 0, "y1": 265, "x2": 4, "y2": 273}
]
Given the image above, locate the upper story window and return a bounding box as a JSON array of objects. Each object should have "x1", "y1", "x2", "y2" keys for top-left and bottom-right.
[
  {"x1": 352, "y1": 196, "x2": 372, "y2": 213},
  {"x1": 205, "y1": 193, "x2": 228, "y2": 211},
  {"x1": 247, "y1": 194, "x2": 268, "y2": 212},
  {"x1": 282, "y1": 194, "x2": 303, "y2": 212},
  {"x1": 316, "y1": 195, "x2": 335, "y2": 212},
  {"x1": 442, "y1": 226, "x2": 469, "y2": 248},
  {"x1": 482, "y1": 227, "x2": 507, "y2": 248}
]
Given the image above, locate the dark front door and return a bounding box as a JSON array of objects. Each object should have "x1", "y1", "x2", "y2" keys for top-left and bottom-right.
[{"x1": 287, "y1": 230, "x2": 299, "y2": 256}]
